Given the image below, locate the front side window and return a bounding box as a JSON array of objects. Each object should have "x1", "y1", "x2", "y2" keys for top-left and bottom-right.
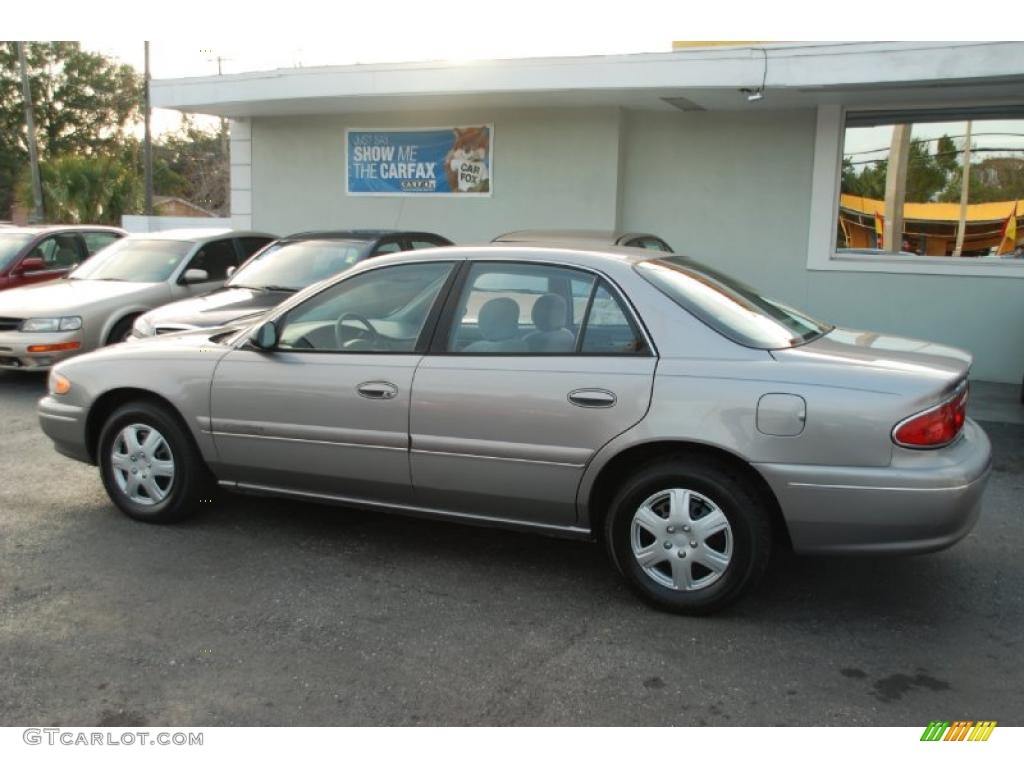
[
  {"x1": 276, "y1": 261, "x2": 454, "y2": 352},
  {"x1": 447, "y1": 263, "x2": 595, "y2": 354},
  {"x1": 838, "y1": 109, "x2": 1024, "y2": 260},
  {"x1": 186, "y1": 239, "x2": 238, "y2": 281},
  {"x1": 637, "y1": 256, "x2": 831, "y2": 350},
  {"x1": 32, "y1": 234, "x2": 81, "y2": 269},
  {"x1": 70, "y1": 239, "x2": 193, "y2": 283}
]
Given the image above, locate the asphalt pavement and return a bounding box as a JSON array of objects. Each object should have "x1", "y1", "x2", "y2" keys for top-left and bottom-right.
[{"x1": 1, "y1": 370, "x2": 1021, "y2": 726}]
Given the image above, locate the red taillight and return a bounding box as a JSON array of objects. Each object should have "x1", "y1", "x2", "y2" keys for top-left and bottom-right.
[{"x1": 892, "y1": 384, "x2": 969, "y2": 448}]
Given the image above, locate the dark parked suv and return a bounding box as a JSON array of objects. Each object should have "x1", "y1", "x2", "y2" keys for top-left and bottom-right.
[
  {"x1": 131, "y1": 229, "x2": 453, "y2": 338},
  {"x1": 0, "y1": 225, "x2": 126, "y2": 292}
]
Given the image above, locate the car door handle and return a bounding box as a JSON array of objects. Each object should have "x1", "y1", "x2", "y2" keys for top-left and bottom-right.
[
  {"x1": 357, "y1": 381, "x2": 399, "y2": 400},
  {"x1": 568, "y1": 389, "x2": 617, "y2": 408}
]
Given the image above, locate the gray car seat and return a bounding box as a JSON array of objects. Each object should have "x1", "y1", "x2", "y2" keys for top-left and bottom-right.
[
  {"x1": 463, "y1": 297, "x2": 524, "y2": 352},
  {"x1": 525, "y1": 293, "x2": 575, "y2": 353},
  {"x1": 54, "y1": 242, "x2": 78, "y2": 268}
]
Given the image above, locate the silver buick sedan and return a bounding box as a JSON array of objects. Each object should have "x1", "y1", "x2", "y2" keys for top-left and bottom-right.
[{"x1": 37, "y1": 245, "x2": 991, "y2": 614}]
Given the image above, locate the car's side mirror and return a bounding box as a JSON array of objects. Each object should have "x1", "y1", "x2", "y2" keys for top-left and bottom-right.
[
  {"x1": 182, "y1": 268, "x2": 210, "y2": 284},
  {"x1": 226, "y1": 266, "x2": 236, "y2": 277},
  {"x1": 17, "y1": 256, "x2": 46, "y2": 274},
  {"x1": 250, "y1": 321, "x2": 278, "y2": 351}
]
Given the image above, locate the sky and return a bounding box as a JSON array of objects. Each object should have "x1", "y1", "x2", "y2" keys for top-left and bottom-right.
[
  {"x1": 81, "y1": 34, "x2": 674, "y2": 136},
  {"x1": 59, "y1": 3, "x2": 1020, "y2": 141}
]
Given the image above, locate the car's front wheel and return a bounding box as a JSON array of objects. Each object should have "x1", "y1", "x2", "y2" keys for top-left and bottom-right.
[
  {"x1": 97, "y1": 400, "x2": 210, "y2": 523},
  {"x1": 604, "y1": 456, "x2": 772, "y2": 615}
]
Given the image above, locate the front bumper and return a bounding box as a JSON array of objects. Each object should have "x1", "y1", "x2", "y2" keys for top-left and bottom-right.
[
  {"x1": 757, "y1": 419, "x2": 992, "y2": 554},
  {"x1": 38, "y1": 394, "x2": 92, "y2": 464},
  {"x1": 0, "y1": 329, "x2": 85, "y2": 371}
]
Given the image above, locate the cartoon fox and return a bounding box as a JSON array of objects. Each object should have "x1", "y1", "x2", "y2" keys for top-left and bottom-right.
[{"x1": 445, "y1": 126, "x2": 490, "y2": 193}]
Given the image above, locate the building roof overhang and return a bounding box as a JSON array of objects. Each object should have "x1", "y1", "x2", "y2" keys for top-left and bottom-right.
[{"x1": 151, "y1": 42, "x2": 1024, "y2": 118}]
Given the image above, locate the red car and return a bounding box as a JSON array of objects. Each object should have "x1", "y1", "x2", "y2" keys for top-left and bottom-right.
[{"x1": 0, "y1": 225, "x2": 126, "y2": 292}]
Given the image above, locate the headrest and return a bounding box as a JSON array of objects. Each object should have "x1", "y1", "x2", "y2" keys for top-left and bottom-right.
[
  {"x1": 531, "y1": 293, "x2": 568, "y2": 332},
  {"x1": 477, "y1": 297, "x2": 520, "y2": 341}
]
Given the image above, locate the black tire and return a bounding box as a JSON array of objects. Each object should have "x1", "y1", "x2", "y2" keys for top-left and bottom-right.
[
  {"x1": 105, "y1": 315, "x2": 138, "y2": 345},
  {"x1": 603, "y1": 455, "x2": 772, "y2": 615},
  {"x1": 97, "y1": 400, "x2": 212, "y2": 523}
]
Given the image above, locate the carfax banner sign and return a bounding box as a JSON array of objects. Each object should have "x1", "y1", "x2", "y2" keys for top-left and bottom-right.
[{"x1": 346, "y1": 125, "x2": 492, "y2": 195}]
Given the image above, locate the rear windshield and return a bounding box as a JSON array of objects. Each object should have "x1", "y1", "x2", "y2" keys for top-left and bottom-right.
[{"x1": 636, "y1": 256, "x2": 832, "y2": 349}]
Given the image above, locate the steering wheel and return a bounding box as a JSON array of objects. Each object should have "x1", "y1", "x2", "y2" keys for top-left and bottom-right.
[{"x1": 335, "y1": 312, "x2": 382, "y2": 349}]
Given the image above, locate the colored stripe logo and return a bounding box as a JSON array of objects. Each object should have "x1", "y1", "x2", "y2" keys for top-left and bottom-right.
[{"x1": 921, "y1": 721, "x2": 996, "y2": 741}]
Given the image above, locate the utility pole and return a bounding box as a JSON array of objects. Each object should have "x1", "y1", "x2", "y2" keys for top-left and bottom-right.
[
  {"x1": 16, "y1": 42, "x2": 44, "y2": 224},
  {"x1": 883, "y1": 123, "x2": 912, "y2": 254},
  {"x1": 953, "y1": 120, "x2": 973, "y2": 258},
  {"x1": 144, "y1": 41, "x2": 154, "y2": 216},
  {"x1": 217, "y1": 56, "x2": 228, "y2": 162}
]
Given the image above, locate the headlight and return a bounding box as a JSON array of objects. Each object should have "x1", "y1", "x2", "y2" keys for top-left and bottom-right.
[
  {"x1": 21, "y1": 316, "x2": 83, "y2": 332},
  {"x1": 132, "y1": 315, "x2": 155, "y2": 337}
]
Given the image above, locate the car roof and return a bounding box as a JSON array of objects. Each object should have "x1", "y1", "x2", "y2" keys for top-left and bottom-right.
[
  {"x1": 0, "y1": 224, "x2": 127, "y2": 235},
  {"x1": 283, "y1": 229, "x2": 449, "y2": 242},
  {"x1": 492, "y1": 229, "x2": 665, "y2": 245},
  {"x1": 359, "y1": 243, "x2": 665, "y2": 270},
  {"x1": 121, "y1": 228, "x2": 275, "y2": 243}
]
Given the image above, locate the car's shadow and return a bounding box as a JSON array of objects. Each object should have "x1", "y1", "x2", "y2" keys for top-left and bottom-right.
[
  {"x1": 177, "y1": 487, "x2": 992, "y2": 628},
  {"x1": 0, "y1": 370, "x2": 48, "y2": 393}
]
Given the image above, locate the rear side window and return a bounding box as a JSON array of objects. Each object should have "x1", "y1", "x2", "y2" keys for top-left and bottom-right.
[
  {"x1": 447, "y1": 263, "x2": 594, "y2": 354},
  {"x1": 625, "y1": 236, "x2": 673, "y2": 252},
  {"x1": 445, "y1": 262, "x2": 648, "y2": 356},
  {"x1": 82, "y1": 231, "x2": 121, "y2": 255},
  {"x1": 408, "y1": 236, "x2": 449, "y2": 250},
  {"x1": 238, "y1": 237, "x2": 273, "y2": 258},
  {"x1": 579, "y1": 282, "x2": 648, "y2": 355},
  {"x1": 371, "y1": 239, "x2": 403, "y2": 256}
]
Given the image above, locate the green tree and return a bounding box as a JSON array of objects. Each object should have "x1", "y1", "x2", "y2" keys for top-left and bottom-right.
[
  {"x1": 16, "y1": 154, "x2": 141, "y2": 225},
  {"x1": 0, "y1": 42, "x2": 141, "y2": 217},
  {"x1": 153, "y1": 116, "x2": 229, "y2": 215},
  {"x1": 941, "y1": 156, "x2": 1024, "y2": 204},
  {"x1": 842, "y1": 134, "x2": 960, "y2": 202}
]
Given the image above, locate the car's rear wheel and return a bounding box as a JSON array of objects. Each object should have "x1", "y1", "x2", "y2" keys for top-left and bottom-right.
[
  {"x1": 98, "y1": 401, "x2": 210, "y2": 523},
  {"x1": 604, "y1": 456, "x2": 772, "y2": 615}
]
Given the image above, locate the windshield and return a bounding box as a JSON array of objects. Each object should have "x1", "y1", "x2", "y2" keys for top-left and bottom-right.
[
  {"x1": 228, "y1": 239, "x2": 368, "y2": 291},
  {"x1": 636, "y1": 256, "x2": 832, "y2": 349},
  {"x1": 69, "y1": 238, "x2": 193, "y2": 282},
  {"x1": 0, "y1": 233, "x2": 33, "y2": 271}
]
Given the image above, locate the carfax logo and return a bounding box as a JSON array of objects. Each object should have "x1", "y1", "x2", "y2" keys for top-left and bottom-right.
[{"x1": 920, "y1": 721, "x2": 997, "y2": 741}]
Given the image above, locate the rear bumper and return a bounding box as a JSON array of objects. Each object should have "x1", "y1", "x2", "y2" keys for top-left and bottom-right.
[
  {"x1": 757, "y1": 419, "x2": 992, "y2": 554},
  {"x1": 37, "y1": 394, "x2": 92, "y2": 464}
]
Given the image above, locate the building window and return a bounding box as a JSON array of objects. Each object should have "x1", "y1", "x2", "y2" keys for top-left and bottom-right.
[{"x1": 836, "y1": 108, "x2": 1024, "y2": 262}]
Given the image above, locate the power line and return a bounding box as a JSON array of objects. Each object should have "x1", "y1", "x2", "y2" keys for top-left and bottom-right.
[
  {"x1": 846, "y1": 132, "x2": 1024, "y2": 157},
  {"x1": 845, "y1": 148, "x2": 1024, "y2": 167}
]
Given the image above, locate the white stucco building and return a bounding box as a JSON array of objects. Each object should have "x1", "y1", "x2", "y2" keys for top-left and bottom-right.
[{"x1": 151, "y1": 41, "x2": 1024, "y2": 382}]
